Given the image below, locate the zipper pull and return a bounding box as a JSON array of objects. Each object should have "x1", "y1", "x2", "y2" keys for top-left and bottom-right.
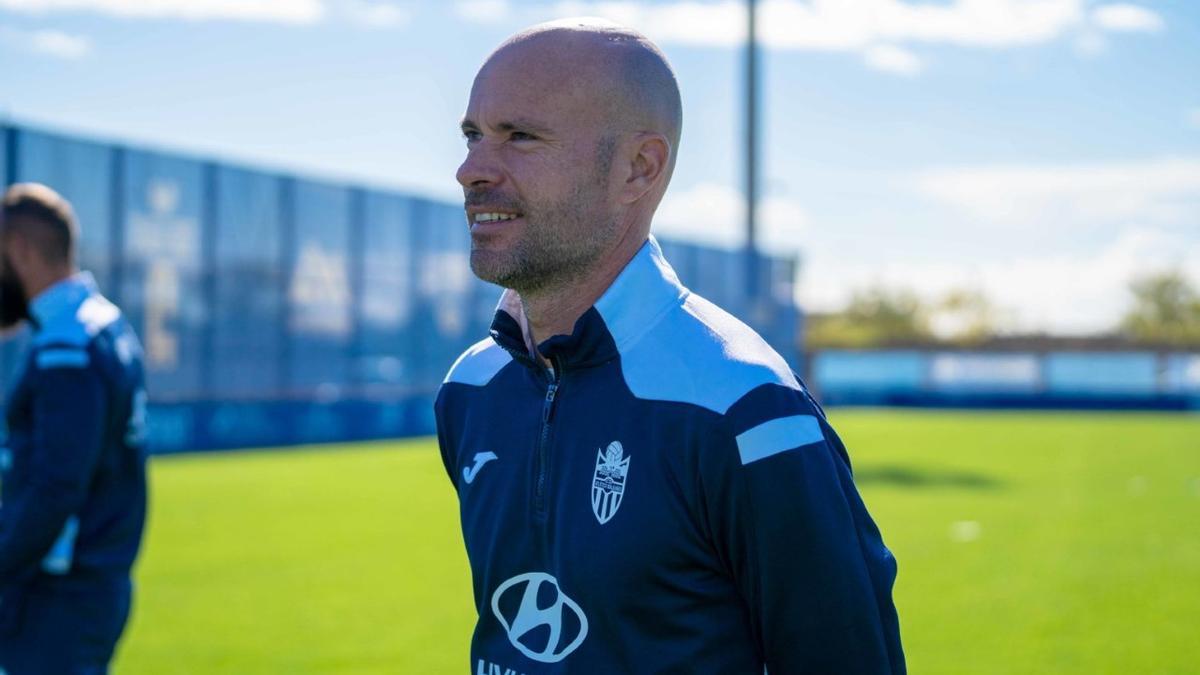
[
  {"x1": 543, "y1": 382, "x2": 558, "y2": 424},
  {"x1": 542, "y1": 356, "x2": 562, "y2": 424}
]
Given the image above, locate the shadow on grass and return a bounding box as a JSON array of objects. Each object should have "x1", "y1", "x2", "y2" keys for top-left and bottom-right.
[{"x1": 853, "y1": 464, "x2": 1004, "y2": 491}]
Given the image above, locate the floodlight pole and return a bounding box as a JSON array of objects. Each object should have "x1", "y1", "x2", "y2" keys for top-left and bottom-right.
[{"x1": 744, "y1": 0, "x2": 760, "y2": 301}]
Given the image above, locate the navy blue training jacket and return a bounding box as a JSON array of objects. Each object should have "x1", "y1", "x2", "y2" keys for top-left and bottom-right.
[
  {"x1": 436, "y1": 237, "x2": 904, "y2": 674},
  {"x1": 0, "y1": 272, "x2": 148, "y2": 595}
]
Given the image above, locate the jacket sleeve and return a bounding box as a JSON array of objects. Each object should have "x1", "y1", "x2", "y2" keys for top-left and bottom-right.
[
  {"x1": 433, "y1": 386, "x2": 459, "y2": 492},
  {"x1": 701, "y1": 388, "x2": 905, "y2": 674},
  {"x1": 0, "y1": 347, "x2": 108, "y2": 579}
]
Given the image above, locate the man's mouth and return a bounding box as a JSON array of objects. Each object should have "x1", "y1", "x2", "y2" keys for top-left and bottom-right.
[
  {"x1": 473, "y1": 212, "x2": 523, "y2": 224},
  {"x1": 469, "y1": 209, "x2": 525, "y2": 231}
]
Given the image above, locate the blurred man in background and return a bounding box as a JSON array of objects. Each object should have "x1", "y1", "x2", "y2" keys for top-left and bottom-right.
[
  {"x1": 437, "y1": 19, "x2": 904, "y2": 674},
  {"x1": 0, "y1": 183, "x2": 148, "y2": 674}
]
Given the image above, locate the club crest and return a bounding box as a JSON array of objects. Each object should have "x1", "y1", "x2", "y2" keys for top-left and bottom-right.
[{"x1": 591, "y1": 441, "x2": 630, "y2": 525}]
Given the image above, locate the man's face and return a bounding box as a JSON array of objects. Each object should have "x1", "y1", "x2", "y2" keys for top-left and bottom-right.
[
  {"x1": 456, "y1": 45, "x2": 622, "y2": 294},
  {"x1": 0, "y1": 233, "x2": 30, "y2": 330}
]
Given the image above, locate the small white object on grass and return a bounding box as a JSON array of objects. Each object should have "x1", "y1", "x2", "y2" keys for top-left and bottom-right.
[
  {"x1": 949, "y1": 520, "x2": 981, "y2": 543},
  {"x1": 1128, "y1": 476, "x2": 1148, "y2": 496}
]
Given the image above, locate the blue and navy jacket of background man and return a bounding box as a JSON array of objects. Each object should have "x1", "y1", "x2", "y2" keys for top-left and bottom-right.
[
  {"x1": 436, "y1": 237, "x2": 905, "y2": 674},
  {"x1": 0, "y1": 272, "x2": 148, "y2": 595}
]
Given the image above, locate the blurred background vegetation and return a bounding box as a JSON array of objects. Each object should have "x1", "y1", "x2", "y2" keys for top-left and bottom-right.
[{"x1": 805, "y1": 269, "x2": 1200, "y2": 350}]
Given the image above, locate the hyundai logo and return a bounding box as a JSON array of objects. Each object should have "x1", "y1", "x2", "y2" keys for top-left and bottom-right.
[{"x1": 491, "y1": 572, "x2": 588, "y2": 663}]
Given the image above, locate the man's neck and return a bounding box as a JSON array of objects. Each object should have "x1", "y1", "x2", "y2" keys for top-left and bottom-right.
[{"x1": 520, "y1": 229, "x2": 647, "y2": 349}]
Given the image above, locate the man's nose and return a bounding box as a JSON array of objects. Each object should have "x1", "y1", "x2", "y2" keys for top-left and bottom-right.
[{"x1": 456, "y1": 144, "x2": 503, "y2": 189}]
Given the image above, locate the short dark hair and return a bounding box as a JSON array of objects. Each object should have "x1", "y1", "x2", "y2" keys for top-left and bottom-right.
[{"x1": 0, "y1": 183, "x2": 77, "y2": 265}]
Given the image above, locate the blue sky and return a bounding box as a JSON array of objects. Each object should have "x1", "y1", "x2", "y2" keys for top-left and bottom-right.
[{"x1": 1, "y1": 0, "x2": 1197, "y2": 334}]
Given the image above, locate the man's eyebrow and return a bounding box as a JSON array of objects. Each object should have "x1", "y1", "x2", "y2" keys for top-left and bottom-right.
[
  {"x1": 496, "y1": 118, "x2": 554, "y2": 135},
  {"x1": 460, "y1": 117, "x2": 554, "y2": 135}
]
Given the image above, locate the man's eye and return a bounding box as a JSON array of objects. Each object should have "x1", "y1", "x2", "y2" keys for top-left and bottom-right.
[
  {"x1": 463, "y1": 130, "x2": 481, "y2": 143},
  {"x1": 510, "y1": 132, "x2": 537, "y2": 141}
]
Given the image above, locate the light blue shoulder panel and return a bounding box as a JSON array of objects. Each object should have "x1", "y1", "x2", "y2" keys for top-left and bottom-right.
[
  {"x1": 615, "y1": 292, "x2": 799, "y2": 415},
  {"x1": 444, "y1": 337, "x2": 513, "y2": 387},
  {"x1": 33, "y1": 312, "x2": 88, "y2": 348},
  {"x1": 32, "y1": 293, "x2": 121, "y2": 349}
]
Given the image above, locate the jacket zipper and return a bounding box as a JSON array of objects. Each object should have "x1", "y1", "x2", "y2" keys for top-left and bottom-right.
[{"x1": 534, "y1": 357, "x2": 561, "y2": 518}]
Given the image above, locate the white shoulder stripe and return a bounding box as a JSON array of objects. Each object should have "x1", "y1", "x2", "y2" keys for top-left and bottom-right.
[
  {"x1": 736, "y1": 415, "x2": 824, "y2": 465},
  {"x1": 444, "y1": 337, "x2": 512, "y2": 386},
  {"x1": 37, "y1": 348, "x2": 90, "y2": 370},
  {"x1": 78, "y1": 296, "x2": 120, "y2": 336}
]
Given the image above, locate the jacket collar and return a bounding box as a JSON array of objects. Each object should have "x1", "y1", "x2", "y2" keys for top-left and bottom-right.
[
  {"x1": 489, "y1": 236, "x2": 688, "y2": 371},
  {"x1": 29, "y1": 271, "x2": 96, "y2": 331}
]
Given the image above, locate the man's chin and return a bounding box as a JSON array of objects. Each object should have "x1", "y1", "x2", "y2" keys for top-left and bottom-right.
[{"x1": 469, "y1": 249, "x2": 517, "y2": 288}]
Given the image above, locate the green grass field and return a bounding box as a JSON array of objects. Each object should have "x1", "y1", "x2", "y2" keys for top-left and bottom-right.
[{"x1": 113, "y1": 410, "x2": 1200, "y2": 674}]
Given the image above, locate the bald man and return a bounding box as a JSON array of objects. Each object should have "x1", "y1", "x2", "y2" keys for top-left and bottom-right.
[{"x1": 436, "y1": 20, "x2": 904, "y2": 674}]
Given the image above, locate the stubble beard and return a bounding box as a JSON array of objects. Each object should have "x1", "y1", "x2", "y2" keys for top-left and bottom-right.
[
  {"x1": 470, "y1": 192, "x2": 617, "y2": 296},
  {"x1": 470, "y1": 140, "x2": 619, "y2": 296}
]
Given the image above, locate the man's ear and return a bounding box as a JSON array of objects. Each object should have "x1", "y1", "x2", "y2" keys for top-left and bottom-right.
[{"x1": 619, "y1": 133, "x2": 670, "y2": 205}]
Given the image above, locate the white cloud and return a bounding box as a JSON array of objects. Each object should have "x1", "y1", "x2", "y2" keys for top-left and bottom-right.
[
  {"x1": 0, "y1": 0, "x2": 422, "y2": 27},
  {"x1": 454, "y1": 0, "x2": 1172, "y2": 76},
  {"x1": 0, "y1": 0, "x2": 326, "y2": 24},
  {"x1": 655, "y1": 181, "x2": 808, "y2": 249},
  {"x1": 451, "y1": 0, "x2": 1175, "y2": 76},
  {"x1": 0, "y1": 26, "x2": 91, "y2": 58},
  {"x1": 973, "y1": 226, "x2": 1200, "y2": 333},
  {"x1": 758, "y1": 0, "x2": 1084, "y2": 50},
  {"x1": 458, "y1": 0, "x2": 1098, "y2": 48},
  {"x1": 913, "y1": 157, "x2": 1200, "y2": 229},
  {"x1": 28, "y1": 26, "x2": 89, "y2": 57},
  {"x1": 504, "y1": 1, "x2": 744, "y2": 47},
  {"x1": 454, "y1": 0, "x2": 511, "y2": 23},
  {"x1": 863, "y1": 44, "x2": 922, "y2": 76},
  {"x1": 797, "y1": 157, "x2": 1200, "y2": 333},
  {"x1": 1091, "y1": 3, "x2": 1164, "y2": 33},
  {"x1": 655, "y1": 182, "x2": 749, "y2": 247},
  {"x1": 799, "y1": 225, "x2": 1200, "y2": 333},
  {"x1": 342, "y1": 1, "x2": 410, "y2": 29},
  {"x1": 1072, "y1": 29, "x2": 1107, "y2": 57}
]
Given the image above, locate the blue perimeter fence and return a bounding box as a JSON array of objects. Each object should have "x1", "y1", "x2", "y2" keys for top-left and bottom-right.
[
  {"x1": 811, "y1": 349, "x2": 1200, "y2": 411},
  {"x1": 0, "y1": 123, "x2": 800, "y2": 453}
]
